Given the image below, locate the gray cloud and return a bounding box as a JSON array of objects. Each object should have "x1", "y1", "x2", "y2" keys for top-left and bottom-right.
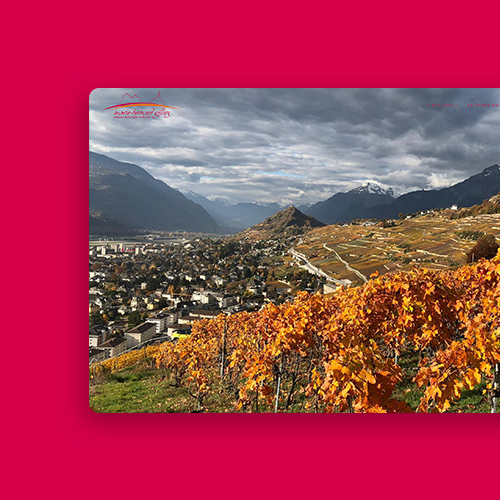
[{"x1": 89, "y1": 88, "x2": 500, "y2": 204}]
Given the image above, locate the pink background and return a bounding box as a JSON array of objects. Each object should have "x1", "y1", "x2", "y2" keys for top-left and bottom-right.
[{"x1": 8, "y1": 1, "x2": 500, "y2": 497}]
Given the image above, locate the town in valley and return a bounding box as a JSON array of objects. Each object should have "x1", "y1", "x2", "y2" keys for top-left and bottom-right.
[{"x1": 89, "y1": 231, "x2": 325, "y2": 364}]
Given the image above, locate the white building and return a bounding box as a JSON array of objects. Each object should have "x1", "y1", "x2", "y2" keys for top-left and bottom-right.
[
  {"x1": 130, "y1": 297, "x2": 145, "y2": 311},
  {"x1": 89, "y1": 271, "x2": 106, "y2": 280},
  {"x1": 117, "y1": 305, "x2": 129, "y2": 315},
  {"x1": 99, "y1": 337, "x2": 128, "y2": 358},
  {"x1": 191, "y1": 291, "x2": 217, "y2": 307},
  {"x1": 125, "y1": 322, "x2": 157, "y2": 347},
  {"x1": 212, "y1": 276, "x2": 225, "y2": 287},
  {"x1": 221, "y1": 296, "x2": 238, "y2": 308},
  {"x1": 89, "y1": 348, "x2": 107, "y2": 364},
  {"x1": 147, "y1": 310, "x2": 178, "y2": 332},
  {"x1": 89, "y1": 325, "x2": 110, "y2": 347}
]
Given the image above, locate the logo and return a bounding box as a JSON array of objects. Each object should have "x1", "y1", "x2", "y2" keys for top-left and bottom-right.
[{"x1": 102, "y1": 92, "x2": 178, "y2": 119}]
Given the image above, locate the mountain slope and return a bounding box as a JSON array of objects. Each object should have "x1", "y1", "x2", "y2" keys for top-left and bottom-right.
[
  {"x1": 450, "y1": 190, "x2": 500, "y2": 219},
  {"x1": 305, "y1": 183, "x2": 395, "y2": 224},
  {"x1": 366, "y1": 164, "x2": 500, "y2": 220},
  {"x1": 238, "y1": 206, "x2": 325, "y2": 239},
  {"x1": 292, "y1": 206, "x2": 500, "y2": 286},
  {"x1": 89, "y1": 152, "x2": 218, "y2": 234}
]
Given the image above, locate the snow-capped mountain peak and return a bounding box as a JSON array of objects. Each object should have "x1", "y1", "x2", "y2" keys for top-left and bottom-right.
[
  {"x1": 207, "y1": 196, "x2": 232, "y2": 205},
  {"x1": 482, "y1": 164, "x2": 500, "y2": 177},
  {"x1": 350, "y1": 182, "x2": 394, "y2": 197},
  {"x1": 254, "y1": 201, "x2": 287, "y2": 208}
]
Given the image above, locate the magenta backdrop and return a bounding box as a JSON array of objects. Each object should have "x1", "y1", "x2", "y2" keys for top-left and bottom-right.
[{"x1": 8, "y1": 0, "x2": 500, "y2": 497}]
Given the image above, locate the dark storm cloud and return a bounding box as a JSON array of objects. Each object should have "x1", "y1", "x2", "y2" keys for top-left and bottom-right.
[{"x1": 89, "y1": 88, "x2": 500, "y2": 204}]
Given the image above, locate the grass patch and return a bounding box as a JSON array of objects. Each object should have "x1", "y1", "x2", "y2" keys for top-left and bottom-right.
[
  {"x1": 447, "y1": 381, "x2": 491, "y2": 413},
  {"x1": 90, "y1": 354, "x2": 498, "y2": 413},
  {"x1": 389, "y1": 350, "x2": 495, "y2": 413},
  {"x1": 90, "y1": 367, "x2": 192, "y2": 413},
  {"x1": 90, "y1": 366, "x2": 237, "y2": 413}
]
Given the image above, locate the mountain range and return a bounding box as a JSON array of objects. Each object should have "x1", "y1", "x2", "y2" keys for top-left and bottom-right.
[
  {"x1": 182, "y1": 190, "x2": 287, "y2": 231},
  {"x1": 89, "y1": 152, "x2": 500, "y2": 235},
  {"x1": 300, "y1": 183, "x2": 395, "y2": 224},
  {"x1": 363, "y1": 164, "x2": 500, "y2": 220},
  {"x1": 89, "y1": 152, "x2": 218, "y2": 234},
  {"x1": 187, "y1": 164, "x2": 500, "y2": 229},
  {"x1": 297, "y1": 165, "x2": 500, "y2": 224}
]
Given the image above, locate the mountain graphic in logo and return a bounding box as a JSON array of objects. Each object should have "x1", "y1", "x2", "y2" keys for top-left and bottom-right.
[
  {"x1": 103, "y1": 92, "x2": 177, "y2": 111},
  {"x1": 119, "y1": 93, "x2": 142, "y2": 104},
  {"x1": 150, "y1": 92, "x2": 165, "y2": 104}
]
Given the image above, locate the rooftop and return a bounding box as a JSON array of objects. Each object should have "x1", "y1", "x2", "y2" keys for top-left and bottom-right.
[
  {"x1": 100, "y1": 337, "x2": 127, "y2": 348},
  {"x1": 128, "y1": 322, "x2": 155, "y2": 333},
  {"x1": 191, "y1": 309, "x2": 222, "y2": 317}
]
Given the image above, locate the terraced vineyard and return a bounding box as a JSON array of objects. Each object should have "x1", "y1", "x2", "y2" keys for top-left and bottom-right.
[{"x1": 293, "y1": 212, "x2": 500, "y2": 286}]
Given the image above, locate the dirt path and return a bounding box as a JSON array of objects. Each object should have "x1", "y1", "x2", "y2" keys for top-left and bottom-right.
[
  {"x1": 289, "y1": 248, "x2": 351, "y2": 286},
  {"x1": 323, "y1": 243, "x2": 368, "y2": 284}
]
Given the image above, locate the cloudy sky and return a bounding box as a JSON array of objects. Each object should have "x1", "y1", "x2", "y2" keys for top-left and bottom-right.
[{"x1": 89, "y1": 88, "x2": 500, "y2": 205}]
